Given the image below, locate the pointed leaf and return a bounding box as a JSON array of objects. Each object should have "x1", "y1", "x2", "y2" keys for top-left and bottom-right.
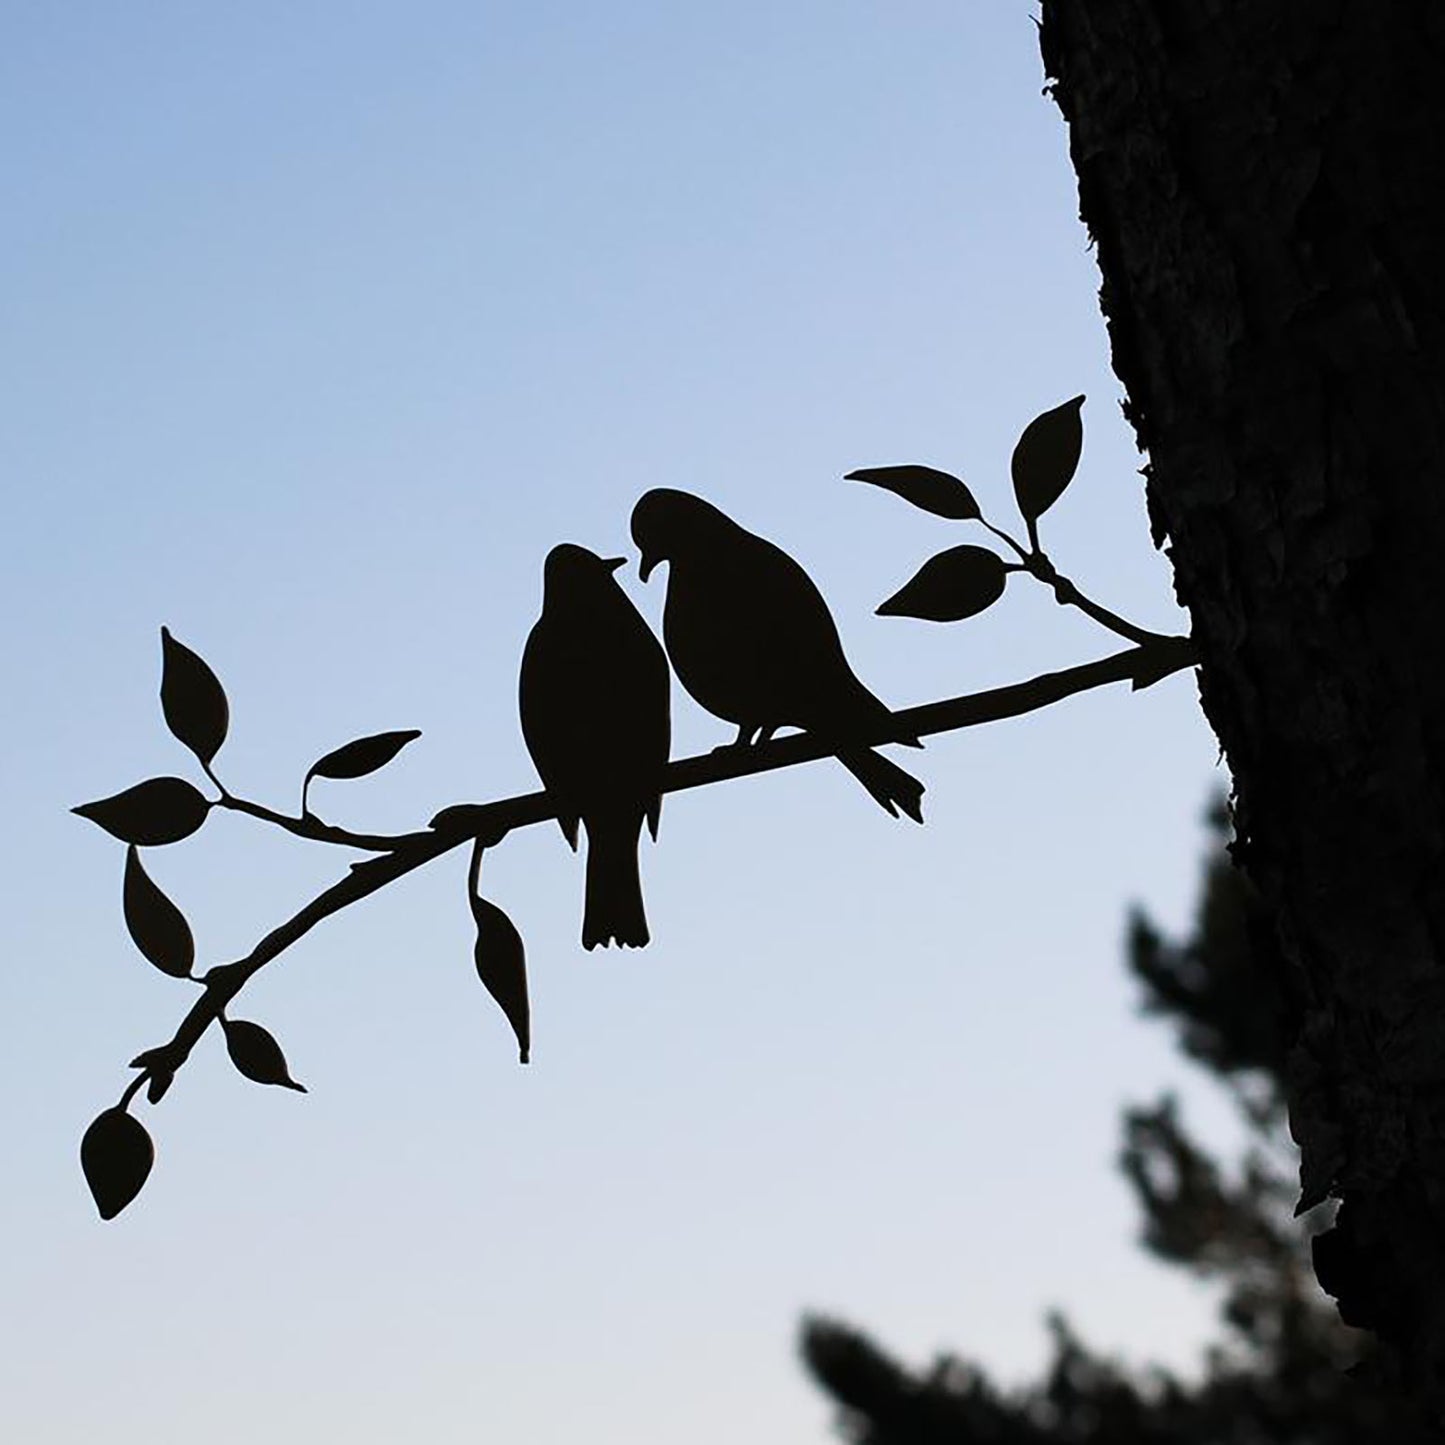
[
  {"x1": 306, "y1": 730, "x2": 421, "y2": 784},
  {"x1": 146, "y1": 1070, "x2": 175, "y2": 1105},
  {"x1": 73, "y1": 778, "x2": 211, "y2": 846},
  {"x1": 81, "y1": 1108, "x2": 154, "y2": 1219},
  {"x1": 845, "y1": 465, "x2": 980, "y2": 521},
  {"x1": 1011, "y1": 395, "x2": 1085, "y2": 531},
  {"x1": 160, "y1": 627, "x2": 229, "y2": 766},
  {"x1": 122, "y1": 846, "x2": 194, "y2": 978},
  {"x1": 876, "y1": 546, "x2": 1009, "y2": 622},
  {"x1": 222, "y1": 1018, "x2": 307, "y2": 1092},
  {"x1": 471, "y1": 893, "x2": 530, "y2": 1064}
]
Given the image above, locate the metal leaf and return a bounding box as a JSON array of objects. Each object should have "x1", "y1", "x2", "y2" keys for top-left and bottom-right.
[
  {"x1": 1011, "y1": 395, "x2": 1085, "y2": 537},
  {"x1": 73, "y1": 778, "x2": 211, "y2": 846},
  {"x1": 876, "y1": 546, "x2": 1009, "y2": 622},
  {"x1": 222, "y1": 1018, "x2": 307, "y2": 1092},
  {"x1": 306, "y1": 730, "x2": 421, "y2": 783},
  {"x1": 122, "y1": 845, "x2": 194, "y2": 978},
  {"x1": 160, "y1": 627, "x2": 229, "y2": 766},
  {"x1": 845, "y1": 465, "x2": 981, "y2": 521},
  {"x1": 471, "y1": 893, "x2": 530, "y2": 1064},
  {"x1": 80, "y1": 1108, "x2": 154, "y2": 1220}
]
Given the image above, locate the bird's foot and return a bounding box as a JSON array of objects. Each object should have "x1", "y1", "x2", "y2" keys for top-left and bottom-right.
[
  {"x1": 712, "y1": 724, "x2": 781, "y2": 752},
  {"x1": 713, "y1": 723, "x2": 761, "y2": 752}
]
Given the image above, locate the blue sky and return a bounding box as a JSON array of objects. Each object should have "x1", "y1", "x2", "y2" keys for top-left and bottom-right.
[{"x1": 2, "y1": 6, "x2": 1231, "y2": 1442}]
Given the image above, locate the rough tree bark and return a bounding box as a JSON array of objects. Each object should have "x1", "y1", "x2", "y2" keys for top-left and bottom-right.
[{"x1": 1038, "y1": 0, "x2": 1445, "y2": 1411}]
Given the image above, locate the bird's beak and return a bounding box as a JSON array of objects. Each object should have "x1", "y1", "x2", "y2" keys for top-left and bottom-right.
[
  {"x1": 637, "y1": 551, "x2": 658, "y2": 583},
  {"x1": 602, "y1": 556, "x2": 627, "y2": 574}
]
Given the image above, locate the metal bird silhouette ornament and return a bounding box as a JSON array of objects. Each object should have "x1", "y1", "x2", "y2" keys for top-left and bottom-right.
[
  {"x1": 72, "y1": 397, "x2": 1197, "y2": 1217},
  {"x1": 520, "y1": 544, "x2": 670, "y2": 949},
  {"x1": 630, "y1": 489, "x2": 924, "y2": 821}
]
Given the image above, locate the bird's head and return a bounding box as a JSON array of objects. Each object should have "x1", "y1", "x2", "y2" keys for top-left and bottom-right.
[
  {"x1": 630, "y1": 488, "x2": 731, "y2": 582},
  {"x1": 541, "y1": 543, "x2": 626, "y2": 597}
]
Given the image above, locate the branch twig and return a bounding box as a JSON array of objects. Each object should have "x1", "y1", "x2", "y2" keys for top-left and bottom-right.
[
  {"x1": 976, "y1": 514, "x2": 1172, "y2": 649},
  {"x1": 214, "y1": 792, "x2": 420, "y2": 852}
]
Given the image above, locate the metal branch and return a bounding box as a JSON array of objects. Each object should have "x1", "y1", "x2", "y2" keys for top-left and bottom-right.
[{"x1": 125, "y1": 635, "x2": 1197, "y2": 1095}]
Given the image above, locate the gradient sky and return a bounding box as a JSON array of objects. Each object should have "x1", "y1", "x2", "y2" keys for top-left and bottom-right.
[{"x1": 2, "y1": 6, "x2": 1235, "y2": 1443}]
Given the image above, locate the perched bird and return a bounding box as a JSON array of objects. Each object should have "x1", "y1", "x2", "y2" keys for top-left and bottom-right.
[
  {"x1": 520, "y1": 544, "x2": 671, "y2": 948},
  {"x1": 629, "y1": 489, "x2": 923, "y2": 822}
]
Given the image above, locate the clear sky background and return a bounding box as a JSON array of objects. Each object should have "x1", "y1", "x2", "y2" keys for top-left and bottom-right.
[{"x1": 2, "y1": 5, "x2": 1234, "y2": 1443}]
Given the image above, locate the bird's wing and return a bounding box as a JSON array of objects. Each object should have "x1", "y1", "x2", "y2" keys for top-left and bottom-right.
[
  {"x1": 519, "y1": 619, "x2": 587, "y2": 848},
  {"x1": 668, "y1": 527, "x2": 891, "y2": 739},
  {"x1": 630, "y1": 612, "x2": 671, "y2": 839},
  {"x1": 522, "y1": 595, "x2": 671, "y2": 838},
  {"x1": 602, "y1": 587, "x2": 671, "y2": 838}
]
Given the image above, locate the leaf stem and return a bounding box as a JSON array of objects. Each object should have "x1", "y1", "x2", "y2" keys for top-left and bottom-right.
[
  {"x1": 468, "y1": 837, "x2": 485, "y2": 899},
  {"x1": 975, "y1": 513, "x2": 1171, "y2": 648},
  {"x1": 1022, "y1": 550, "x2": 1173, "y2": 648},
  {"x1": 466, "y1": 836, "x2": 488, "y2": 926},
  {"x1": 213, "y1": 793, "x2": 424, "y2": 852},
  {"x1": 980, "y1": 519, "x2": 1031, "y2": 562}
]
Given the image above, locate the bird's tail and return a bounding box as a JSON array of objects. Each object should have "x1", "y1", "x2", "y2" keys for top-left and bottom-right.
[
  {"x1": 582, "y1": 814, "x2": 650, "y2": 950},
  {"x1": 838, "y1": 747, "x2": 925, "y2": 824}
]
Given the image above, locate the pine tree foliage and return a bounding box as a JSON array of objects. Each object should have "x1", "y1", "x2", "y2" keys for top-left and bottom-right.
[{"x1": 801, "y1": 806, "x2": 1427, "y2": 1442}]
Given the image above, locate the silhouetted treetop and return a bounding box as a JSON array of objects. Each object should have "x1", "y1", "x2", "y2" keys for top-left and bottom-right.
[{"x1": 802, "y1": 806, "x2": 1426, "y2": 1443}]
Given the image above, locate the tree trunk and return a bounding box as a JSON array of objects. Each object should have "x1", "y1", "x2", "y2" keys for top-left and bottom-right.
[{"x1": 1039, "y1": 0, "x2": 1445, "y2": 1411}]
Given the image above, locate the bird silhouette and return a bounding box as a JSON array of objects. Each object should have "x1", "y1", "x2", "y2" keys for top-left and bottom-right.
[
  {"x1": 629, "y1": 489, "x2": 923, "y2": 822},
  {"x1": 520, "y1": 544, "x2": 671, "y2": 948}
]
